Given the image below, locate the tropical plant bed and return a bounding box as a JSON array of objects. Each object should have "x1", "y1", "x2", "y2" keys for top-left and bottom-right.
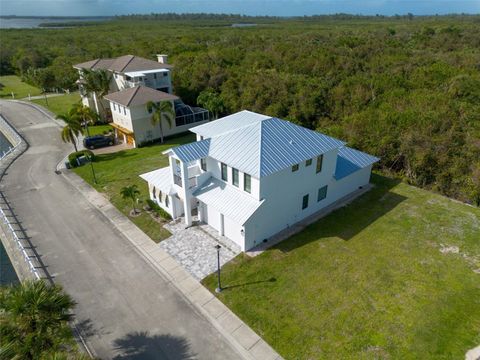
[
  {"x1": 202, "y1": 174, "x2": 480, "y2": 359},
  {"x1": 72, "y1": 133, "x2": 195, "y2": 243}
]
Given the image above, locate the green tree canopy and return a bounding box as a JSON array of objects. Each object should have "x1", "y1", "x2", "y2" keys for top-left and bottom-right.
[{"x1": 0, "y1": 280, "x2": 76, "y2": 360}]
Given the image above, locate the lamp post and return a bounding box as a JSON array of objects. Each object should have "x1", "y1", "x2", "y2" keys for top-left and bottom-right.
[
  {"x1": 87, "y1": 153, "x2": 97, "y2": 184},
  {"x1": 215, "y1": 244, "x2": 222, "y2": 293}
]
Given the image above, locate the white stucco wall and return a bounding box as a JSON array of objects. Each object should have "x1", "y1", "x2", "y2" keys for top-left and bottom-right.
[
  {"x1": 108, "y1": 101, "x2": 209, "y2": 146},
  {"x1": 147, "y1": 182, "x2": 183, "y2": 219},
  {"x1": 223, "y1": 216, "x2": 245, "y2": 250},
  {"x1": 243, "y1": 151, "x2": 373, "y2": 250},
  {"x1": 205, "y1": 157, "x2": 260, "y2": 200}
]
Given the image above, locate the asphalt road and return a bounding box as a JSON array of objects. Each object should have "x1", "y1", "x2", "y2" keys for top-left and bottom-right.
[{"x1": 0, "y1": 100, "x2": 242, "y2": 360}]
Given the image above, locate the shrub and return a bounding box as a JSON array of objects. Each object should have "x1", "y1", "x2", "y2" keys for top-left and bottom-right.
[
  {"x1": 146, "y1": 199, "x2": 172, "y2": 220},
  {"x1": 68, "y1": 150, "x2": 94, "y2": 167}
]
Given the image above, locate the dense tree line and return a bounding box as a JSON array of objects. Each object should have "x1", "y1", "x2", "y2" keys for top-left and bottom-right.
[{"x1": 1, "y1": 16, "x2": 479, "y2": 204}]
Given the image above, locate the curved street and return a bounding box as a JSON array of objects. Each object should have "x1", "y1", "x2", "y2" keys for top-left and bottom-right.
[{"x1": 0, "y1": 100, "x2": 243, "y2": 360}]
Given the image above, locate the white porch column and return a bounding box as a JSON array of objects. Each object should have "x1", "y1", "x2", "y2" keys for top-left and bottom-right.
[
  {"x1": 198, "y1": 201, "x2": 204, "y2": 222},
  {"x1": 219, "y1": 213, "x2": 224, "y2": 236},
  {"x1": 180, "y1": 161, "x2": 192, "y2": 226},
  {"x1": 171, "y1": 195, "x2": 177, "y2": 219}
]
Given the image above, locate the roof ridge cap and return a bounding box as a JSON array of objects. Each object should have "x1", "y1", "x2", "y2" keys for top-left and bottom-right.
[
  {"x1": 120, "y1": 55, "x2": 136, "y2": 72},
  {"x1": 126, "y1": 86, "x2": 141, "y2": 107}
]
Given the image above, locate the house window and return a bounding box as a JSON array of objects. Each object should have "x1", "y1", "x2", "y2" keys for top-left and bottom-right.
[
  {"x1": 123, "y1": 107, "x2": 126, "y2": 115},
  {"x1": 302, "y1": 194, "x2": 309, "y2": 210},
  {"x1": 244, "y1": 173, "x2": 251, "y2": 193},
  {"x1": 316, "y1": 155, "x2": 323, "y2": 173},
  {"x1": 292, "y1": 164, "x2": 299, "y2": 172},
  {"x1": 158, "y1": 190, "x2": 162, "y2": 203},
  {"x1": 113, "y1": 103, "x2": 116, "y2": 111},
  {"x1": 165, "y1": 196, "x2": 169, "y2": 208},
  {"x1": 221, "y1": 163, "x2": 228, "y2": 181},
  {"x1": 232, "y1": 168, "x2": 239, "y2": 187},
  {"x1": 306, "y1": 159, "x2": 312, "y2": 167},
  {"x1": 154, "y1": 73, "x2": 157, "y2": 79},
  {"x1": 163, "y1": 72, "x2": 168, "y2": 77},
  {"x1": 152, "y1": 186, "x2": 156, "y2": 199},
  {"x1": 200, "y1": 158, "x2": 207, "y2": 171},
  {"x1": 318, "y1": 185, "x2": 328, "y2": 202}
]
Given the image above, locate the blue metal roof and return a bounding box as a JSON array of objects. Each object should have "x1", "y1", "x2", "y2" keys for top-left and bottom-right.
[
  {"x1": 169, "y1": 139, "x2": 211, "y2": 163},
  {"x1": 334, "y1": 147, "x2": 380, "y2": 180},
  {"x1": 190, "y1": 110, "x2": 270, "y2": 138},
  {"x1": 167, "y1": 111, "x2": 379, "y2": 179},
  {"x1": 206, "y1": 117, "x2": 345, "y2": 178}
]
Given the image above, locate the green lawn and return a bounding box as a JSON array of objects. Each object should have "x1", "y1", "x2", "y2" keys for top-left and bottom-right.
[
  {"x1": 73, "y1": 134, "x2": 195, "y2": 242},
  {"x1": 203, "y1": 175, "x2": 480, "y2": 359},
  {"x1": 85, "y1": 124, "x2": 113, "y2": 136},
  {"x1": 31, "y1": 92, "x2": 81, "y2": 116},
  {"x1": 0, "y1": 75, "x2": 42, "y2": 99}
]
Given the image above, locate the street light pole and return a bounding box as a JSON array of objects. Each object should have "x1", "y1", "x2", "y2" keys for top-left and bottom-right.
[
  {"x1": 88, "y1": 154, "x2": 97, "y2": 184},
  {"x1": 215, "y1": 244, "x2": 222, "y2": 293}
]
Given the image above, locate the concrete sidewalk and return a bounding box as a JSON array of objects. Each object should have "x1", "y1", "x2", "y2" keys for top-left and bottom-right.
[{"x1": 62, "y1": 169, "x2": 282, "y2": 360}]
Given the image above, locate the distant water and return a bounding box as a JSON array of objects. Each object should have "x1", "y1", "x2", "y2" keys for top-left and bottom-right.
[
  {"x1": 0, "y1": 130, "x2": 19, "y2": 285},
  {"x1": 0, "y1": 131, "x2": 13, "y2": 156},
  {"x1": 0, "y1": 17, "x2": 108, "y2": 29},
  {"x1": 1, "y1": 240, "x2": 19, "y2": 285}
]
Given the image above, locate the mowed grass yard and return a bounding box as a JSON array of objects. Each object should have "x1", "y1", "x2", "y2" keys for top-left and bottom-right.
[
  {"x1": 31, "y1": 92, "x2": 81, "y2": 116},
  {"x1": 73, "y1": 134, "x2": 195, "y2": 242},
  {"x1": 203, "y1": 175, "x2": 480, "y2": 359},
  {"x1": 0, "y1": 75, "x2": 42, "y2": 99}
]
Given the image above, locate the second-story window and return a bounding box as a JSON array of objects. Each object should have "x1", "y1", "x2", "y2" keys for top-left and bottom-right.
[
  {"x1": 316, "y1": 155, "x2": 323, "y2": 173},
  {"x1": 306, "y1": 159, "x2": 312, "y2": 166},
  {"x1": 152, "y1": 186, "x2": 156, "y2": 199},
  {"x1": 163, "y1": 72, "x2": 168, "y2": 77},
  {"x1": 200, "y1": 158, "x2": 207, "y2": 171},
  {"x1": 113, "y1": 103, "x2": 116, "y2": 111},
  {"x1": 232, "y1": 168, "x2": 239, "y2": 187},
  {"x1": 244, "y1": 173, "x2": 251, "y2": 193},
  {"x1": 221, "y1": 163, "x2": 228, "y2": 181},
  {"x1": 123, "y1": 107, "x2": 126, "y2": 115},
  {"x1": 154, "y1": 73, "x2": 157, "y2": 79},
  {"x1": 292, "y1": 164, "x2": 299, "y2": 172}
]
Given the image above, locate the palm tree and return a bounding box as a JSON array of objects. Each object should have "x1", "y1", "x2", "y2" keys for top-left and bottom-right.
[
  {"x1": 147, "y1": 100, "x2": 175, "y2": 143},
  {"x1": 120, "y1": 184, "x2": 141, "y2": 214},
  {"x1": 70, "y1": 103, "x2": 99, "y2": 137},
  {"x1": 0, "y1": 280, "x2": 76, "y2": 359},
  {"x1": 81, "y1": 68, "x2": 112, "y2": 119},
  {"x1": 58, "y1": 113, "x2": 82, "y2": 152}
]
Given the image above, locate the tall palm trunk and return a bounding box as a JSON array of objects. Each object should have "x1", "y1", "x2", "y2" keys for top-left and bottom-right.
[{"x1": 73, "y1": 140, "x2": 78, "y2": 153}]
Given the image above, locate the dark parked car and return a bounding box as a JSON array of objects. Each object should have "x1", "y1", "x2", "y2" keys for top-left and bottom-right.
[{"x1": 83, "y1": 135, "x2": 114, "y2": 149}]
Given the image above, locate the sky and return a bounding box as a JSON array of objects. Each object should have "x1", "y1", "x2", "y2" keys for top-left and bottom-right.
[{"x1": 1, "y1": 0, "x2": 479, "y2": 17}]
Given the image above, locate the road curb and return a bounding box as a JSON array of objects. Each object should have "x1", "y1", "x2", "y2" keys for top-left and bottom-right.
[
  {"x1": 0, "y1": 103, "x2": 95, "y2": 359},
  {"x1": 60, "y1": 169, "x2": 283, "y2": 360}
]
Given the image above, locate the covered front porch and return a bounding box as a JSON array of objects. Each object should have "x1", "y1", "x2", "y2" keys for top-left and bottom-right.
[{"x1": 110, "y1": 122, "x2": 136, "y2": 147}]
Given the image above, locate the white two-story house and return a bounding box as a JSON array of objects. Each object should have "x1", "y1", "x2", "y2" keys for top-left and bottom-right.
[
  {"x1": 73, "y1": 54, "x2": 173, "y2": 118},
  {"x1": 74, "y1": 54, "x2": 209, "y2": 145},
  {"x1": 140, "y1": 110, "x2": 379, "y2": 251},
  {"x1": 104, "y1": 85, "x2": 209, "y2": 147}
]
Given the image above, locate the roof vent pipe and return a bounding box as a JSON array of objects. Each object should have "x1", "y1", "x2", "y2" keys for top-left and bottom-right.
[{"x1": 156, "y1": 54, "x2": 168, "y2": 64}]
